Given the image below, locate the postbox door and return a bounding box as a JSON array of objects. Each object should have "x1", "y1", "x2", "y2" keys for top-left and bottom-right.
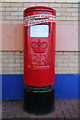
[{"x1": 24, "y1": 21, "x2": 55, "y2": 87}]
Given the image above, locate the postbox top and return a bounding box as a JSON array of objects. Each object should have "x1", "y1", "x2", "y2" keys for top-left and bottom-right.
[{"x1": 24, "y1": 6, "x2": 56, "y2": 14}]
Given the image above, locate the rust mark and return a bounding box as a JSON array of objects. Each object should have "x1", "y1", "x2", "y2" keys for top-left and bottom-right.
[
  {"x1": 76, "y1": 28, "x2": 78, "y2": 33},
  {"x1": 72, "y1": 27, "x2": 78, "y2": 35},
  {"x1": 72, "y1": 31, "x2": 74, "y2": 35}
]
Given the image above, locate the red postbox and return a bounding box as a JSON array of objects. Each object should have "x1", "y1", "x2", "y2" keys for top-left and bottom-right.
[{"x1": 24, "y1": 6, "x2": 56, "y2": 114}]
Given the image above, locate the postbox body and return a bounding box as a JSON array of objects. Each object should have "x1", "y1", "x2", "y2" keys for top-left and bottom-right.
[{"x1": 24, "y1": 6, "x2": 56, "y2": 87}]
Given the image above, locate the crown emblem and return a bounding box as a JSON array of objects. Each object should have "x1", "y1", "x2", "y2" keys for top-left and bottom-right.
[{"x1": 32, "y1": 40, "x2": 47, "y2": 53}]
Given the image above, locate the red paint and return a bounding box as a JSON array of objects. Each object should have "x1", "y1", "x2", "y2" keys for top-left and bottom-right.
[{"x1": 24, "y1": 6, "x2": 56, "y2": 87}]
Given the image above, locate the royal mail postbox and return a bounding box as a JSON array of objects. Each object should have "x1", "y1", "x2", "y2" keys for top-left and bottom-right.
[{"x1": 23, "y1": 6, "x2": 56, "y2": 114}]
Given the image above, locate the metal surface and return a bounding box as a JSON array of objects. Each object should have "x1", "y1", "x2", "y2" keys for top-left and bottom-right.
[
  {"x1": 24, "y1": 6, "x2": 56, "y2": 87},
  {"x1": 23, "y1": 85, "x2": 55, "y2": 115}
]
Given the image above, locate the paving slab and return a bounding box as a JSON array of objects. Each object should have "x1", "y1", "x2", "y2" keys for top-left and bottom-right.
[{"x1": 2, "y1": 99, "x2": 80, "y2": 119}]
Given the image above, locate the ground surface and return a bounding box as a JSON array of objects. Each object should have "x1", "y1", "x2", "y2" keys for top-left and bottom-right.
[{"x1": 2, "y1": 99, "x2": 80, "y2": 119}]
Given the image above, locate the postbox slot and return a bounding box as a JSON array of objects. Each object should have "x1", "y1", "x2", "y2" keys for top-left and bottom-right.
[
  {"x1": 25, "y1": 10, "x2": 55, "y2": 13},
  {"x1": 33, "y1": 17, "x2": 49, "y2": 19},
  {"x1": 30, "y1": 24, "x2": 49, "y2": 37}
]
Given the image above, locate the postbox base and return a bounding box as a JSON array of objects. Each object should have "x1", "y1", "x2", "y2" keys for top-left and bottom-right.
[{"x1": 23, "y1": 85, "x2": 55, "y2": 115}]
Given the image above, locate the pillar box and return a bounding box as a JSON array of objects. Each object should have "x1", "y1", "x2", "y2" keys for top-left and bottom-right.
[{"x1": 23, "y1": 6, "x2": 56, "y2": 114}]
